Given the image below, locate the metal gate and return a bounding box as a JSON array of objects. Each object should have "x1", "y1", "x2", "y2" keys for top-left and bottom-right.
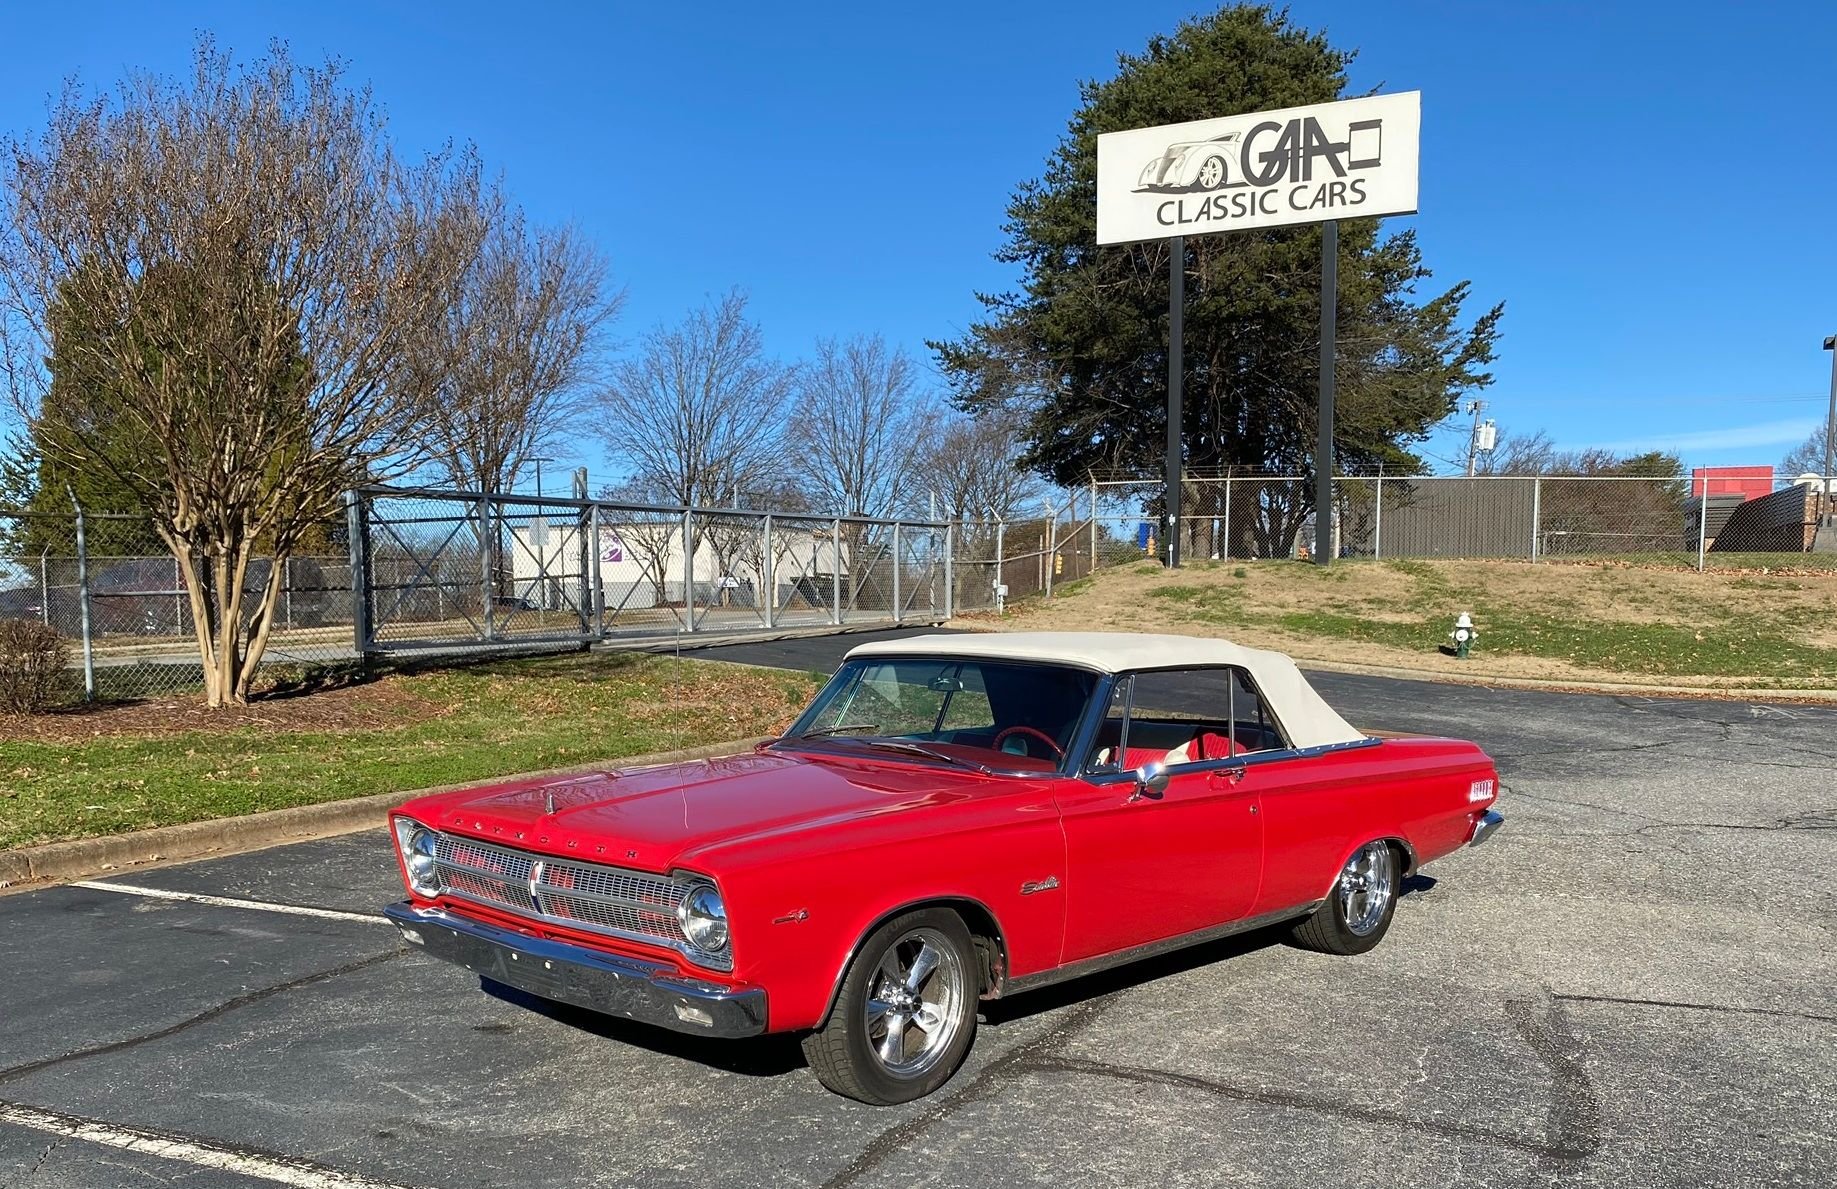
[{"x1": 349, "y1": 486, "x2": 952, "y2": 655}]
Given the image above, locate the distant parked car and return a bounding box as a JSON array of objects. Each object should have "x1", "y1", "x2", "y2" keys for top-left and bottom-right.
[{"x1": 385, "y1": 632, "x2": 1503, "y2": 1104}]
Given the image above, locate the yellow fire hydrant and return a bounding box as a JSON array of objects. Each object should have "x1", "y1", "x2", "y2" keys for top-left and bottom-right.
[{"x1": 1449, "y1": 612, "x2": 1478, "y2": 659}]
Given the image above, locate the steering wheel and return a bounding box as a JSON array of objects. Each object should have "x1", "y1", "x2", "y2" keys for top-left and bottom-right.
[{"x1": 991, "y1": 725, "x2": 1065, "y2": 760}]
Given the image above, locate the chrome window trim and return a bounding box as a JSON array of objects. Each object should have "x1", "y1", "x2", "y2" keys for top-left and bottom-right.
[
  {"x1": 426, "y1": 830, "x2": 733, "y2": 972},
  {"x1": 1079, "y1": 734, "x2": 1383, "y2": 787}
]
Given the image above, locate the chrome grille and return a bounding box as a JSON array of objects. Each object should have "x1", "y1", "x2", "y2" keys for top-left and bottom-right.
[{"x1": 430, "y1": 832, "x2": 729, "y2": 970}]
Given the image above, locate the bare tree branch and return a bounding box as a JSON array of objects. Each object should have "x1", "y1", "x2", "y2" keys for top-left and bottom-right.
[
  {"x1": 590, "y1": 291, "x2": 791, "y2": 506},
  {"x1": 788, "y1": 333, "x2": 933, "y2": 519},
  {"x1": 408, "y1": 201, "x2": 619, "y2": 495}
]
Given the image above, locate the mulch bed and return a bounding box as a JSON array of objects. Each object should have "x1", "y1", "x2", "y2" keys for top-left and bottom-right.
[{"x1": 0, "y1": 679, "x2": 441, "y2": 743}]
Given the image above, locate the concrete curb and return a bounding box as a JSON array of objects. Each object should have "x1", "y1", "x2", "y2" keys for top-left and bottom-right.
[{"x1": 0, "y1": 736, "x2": 770, "y2": 892}]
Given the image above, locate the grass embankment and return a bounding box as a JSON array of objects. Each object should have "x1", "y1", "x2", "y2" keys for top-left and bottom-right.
[
  {"x1": 0, "y1": 652, "x2": 823, "y2": 850},
  {"x1": 1000, "y1": 558, "x2": 1837, "y2": 690}
]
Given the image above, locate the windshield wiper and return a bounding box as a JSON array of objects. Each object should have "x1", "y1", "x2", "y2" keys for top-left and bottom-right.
[
  {"x1": 859, "y1": 740, "x2": 990, "y2": 773},
  {"x1": 797, "y1": 723, "x2": 881, "y2": 738}
]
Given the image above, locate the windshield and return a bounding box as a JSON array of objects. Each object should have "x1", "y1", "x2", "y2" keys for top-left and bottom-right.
[{"x1": 780, "y1": 657, "x2": 1099, "y2": 773}]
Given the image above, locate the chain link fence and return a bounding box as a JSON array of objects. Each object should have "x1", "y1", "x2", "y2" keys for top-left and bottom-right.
[
  {"x1": 10, "y1": 474, "x2": 1831, "y2": 703},
  {"x1": 353, "y1": 487, "x2": 951, "y2": 655},
  {"x1": 952, "y1": 506, "x2": 1099, "y2": 613},
  {"x1": 1, "y1": 505, "x2": 354, "y2": 703},
  {"x1": 1084, "y1": 473, "x2": 1837, "y2": 570}
]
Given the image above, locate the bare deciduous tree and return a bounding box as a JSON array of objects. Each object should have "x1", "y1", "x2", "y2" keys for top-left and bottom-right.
[
  {"x1": 0, "y1": 40, "x2": 484, "y2": 705},
  {"x1": 930, "y1": 410, "x2": 1041, "y2": 522},
  {"x1": 788, "y1": 334, "x2": 933, "y2": 518},
  {"x1": 787, "y1": 334, "x2": 936, "y2": 612},
  {"x1": 592, "y1": 291, "x2": 791, "y2": 506},
  {"x1": 1780, "y1": 416, "x2": 1834, "y2": 479},
  {"x1": 409, "y1": 203, "x2": 618, "y2": 495}
]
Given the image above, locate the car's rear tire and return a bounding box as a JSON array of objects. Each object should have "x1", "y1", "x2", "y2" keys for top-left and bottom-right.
[
  {"x1": 801, "y1": 908, "x2": 979, "y2": 1105},
  {"x1": 1288, "y1": 840, "x2": 1398, "y2": 955}
]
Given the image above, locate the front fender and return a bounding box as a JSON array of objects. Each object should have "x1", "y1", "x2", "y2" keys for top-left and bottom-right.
[{"x1": 707, "y1": 792, "x2": 1067, "y2": 1032}]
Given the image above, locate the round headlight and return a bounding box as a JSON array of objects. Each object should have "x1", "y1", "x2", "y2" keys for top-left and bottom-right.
[
  {"x1": 677, "y1": 884, "x2": 729, "y2": 952},
  {"x1": 404, "y1": 827, "x2": 441, "y2": 896}
]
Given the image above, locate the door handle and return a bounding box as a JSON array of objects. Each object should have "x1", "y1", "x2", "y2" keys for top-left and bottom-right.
[{"x1": 1208, "y1": 766, "x2": 1247, "y2": 789}]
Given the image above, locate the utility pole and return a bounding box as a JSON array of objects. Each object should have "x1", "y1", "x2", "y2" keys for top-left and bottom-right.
[
  {"x1": 1463, "y1": 400, "x2": 1492, "y2": 476},
  {"x1": 1823, "y1": 335, "x2": 1835, "y2": 521}
]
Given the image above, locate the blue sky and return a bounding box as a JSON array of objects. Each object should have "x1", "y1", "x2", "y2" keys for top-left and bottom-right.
[{"x1": 2, "y1": 1, "x2": 1833, "y2": 482}]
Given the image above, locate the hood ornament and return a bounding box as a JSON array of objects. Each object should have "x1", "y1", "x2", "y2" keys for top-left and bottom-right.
[{"x1": 543, "y1": 787, "x2": 557, "y2": 816}]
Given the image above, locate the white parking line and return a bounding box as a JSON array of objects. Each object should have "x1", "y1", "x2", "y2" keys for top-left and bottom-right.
[
  {"x1": 0, "y1": 1100, "x2": 421, "y2": 1188},
  {"x1": 73, "y1": 881, "x2": 388, "y2": 925}
]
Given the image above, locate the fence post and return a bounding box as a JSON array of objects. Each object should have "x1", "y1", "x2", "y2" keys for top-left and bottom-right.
[
  {"x1": 1044, "y1": 510, "x2": 1056, "y2": 599},
  {"x1": 39, "y1": 548, "x2": 49, "y2": 626},
  {"x1": 943, "y1": 522, "x2": 954, "y2": 620},
  {"x1": 589, "y1": 503, "x2": 605, "y2": 638},
  {"x1": 761, "y1": 513, "x2": 775, "y2": 630},
  {"x1": 479, "y1": 495, "x2": 497, "y2": 641},
  {"x1": 1373, "y1": 474, "x2": 1383, "y2": 561},
  {"x1": 831, "y1": 520, "x2": 843, "y2": 625},
  {"x1": 284, "y1": 556, "x2": 293, "y2": 633},
  {"x1": 576, "y1": 504, "x2": 591, "y2": 638},
  {"x1": 995, "y1": 520, "x2": 1006, "y2": 611},
  {"x1": 1221, "y1": 477, "x2": 1233, "y2": 562},
  {"x1": 1530, "y1": 477, "x2": 1542, "y2": 563},
  {"x1": 345, "y1": 490, "x2": 372, "y2": 657},
  {"x1": 67, "y1": 490, "x2": 95, "y2": 701},
  {"x1": 681, "y1": 508, "x2": 697, "y2": 633},
  {"x1": 1089, "y1": 477, "x2": 1099, "y2": 570},
  {"x1": 892, "y1": 522, "x2": 903, "y2": 622},
  {"x1": 1696, "y1": 474, "x2": 1709, "y2": 572}
]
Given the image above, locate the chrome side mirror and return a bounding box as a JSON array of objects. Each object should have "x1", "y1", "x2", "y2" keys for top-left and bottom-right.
[{"x1": 1131, "y1": 761, "x2": 1169, "y2": 801}]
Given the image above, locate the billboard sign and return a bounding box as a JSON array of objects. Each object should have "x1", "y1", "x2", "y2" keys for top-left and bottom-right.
[{"x1": 1096, "y1": 91, "x2": 1420, "y2": 245}]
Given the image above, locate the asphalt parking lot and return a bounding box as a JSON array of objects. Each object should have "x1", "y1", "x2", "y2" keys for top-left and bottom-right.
[{"x1": 3, "y1": 629, "x2": 1833, "y2": 1188}]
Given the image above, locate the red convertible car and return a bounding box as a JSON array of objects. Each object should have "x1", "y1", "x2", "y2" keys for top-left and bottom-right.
[{"x1": 386, "y1": 632, "x2": 1502, "y2": 1104}]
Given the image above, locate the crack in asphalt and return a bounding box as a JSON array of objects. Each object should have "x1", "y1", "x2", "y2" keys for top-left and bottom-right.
[
  {"x1": 0, "y1": 948, "x2": 404, "y2": 1088},
  {"x1": 1503, "y1": 783, "x2": 1835, "y2": 835},
  {"x1": 818, "y1": 995, "x2": 1119, "y2": 1189},
  {"x1": 4, "y1": 1135, "x2": 65, "y2": 1189},
  {"x1": 823, "y1": 989, "x2": 1608, "y2": 1185},
  {"x1": 1554, "y1": 992, "x2": 1837, "y2": 1025}
]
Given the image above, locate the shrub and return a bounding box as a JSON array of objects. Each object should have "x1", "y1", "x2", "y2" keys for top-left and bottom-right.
[{"x1": 0, "y1": 618, "x2": 72, "y2": 713}]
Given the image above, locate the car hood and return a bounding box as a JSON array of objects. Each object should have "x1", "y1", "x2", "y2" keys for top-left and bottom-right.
[{"x1": 398, "y1": 747, "x2": 987, "y2": 872}]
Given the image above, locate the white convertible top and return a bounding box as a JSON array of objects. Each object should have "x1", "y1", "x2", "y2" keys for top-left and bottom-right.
[{"x1": 845, "y1": 631, "x2": 1365, "y2": 750}]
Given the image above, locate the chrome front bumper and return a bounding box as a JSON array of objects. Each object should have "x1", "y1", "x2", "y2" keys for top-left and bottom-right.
[
  {"x1": 1467, "y1": 809, "x2": 1504, "y2": 847},
  {"x1": 384, "y1": 902, "x2": 767, "y2": 1038}
]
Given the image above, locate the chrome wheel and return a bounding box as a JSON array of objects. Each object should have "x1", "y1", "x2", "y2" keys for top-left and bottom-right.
[
  {"x1": 863, "y1": 926, "x2": 966, "y2": 1078},
  {"x1": 1196, "y1": 156, "x2": 1226, "y2": 189},
  {"x1": 1338, "y1": 841, "x2": 1394, "y2": 937}
]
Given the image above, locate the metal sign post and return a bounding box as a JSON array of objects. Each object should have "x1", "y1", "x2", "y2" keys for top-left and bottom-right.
[
  {"x1": 1315, "y1": 219, "x2": 1337, "y2": 567},
  {"x1": 1166, "y1": 235, "x2": 1184, "y2": 568}
]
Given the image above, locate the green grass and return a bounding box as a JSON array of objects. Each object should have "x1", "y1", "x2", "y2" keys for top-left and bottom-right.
[
  {"x1": 0, "y1": 652, "x2": 824, "y2": 850},
  {"x1": 1107, "y1": 557, "x2": 1837, "y2": 688}
]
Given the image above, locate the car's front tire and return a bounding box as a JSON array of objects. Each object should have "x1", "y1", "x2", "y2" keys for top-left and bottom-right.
[
  {"x1": 1288, "y1": 840, "x2": 1398, "y2": 955},
  {"x1": 801, "y1": 908, "x2": 979, "y2": 1105}
]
